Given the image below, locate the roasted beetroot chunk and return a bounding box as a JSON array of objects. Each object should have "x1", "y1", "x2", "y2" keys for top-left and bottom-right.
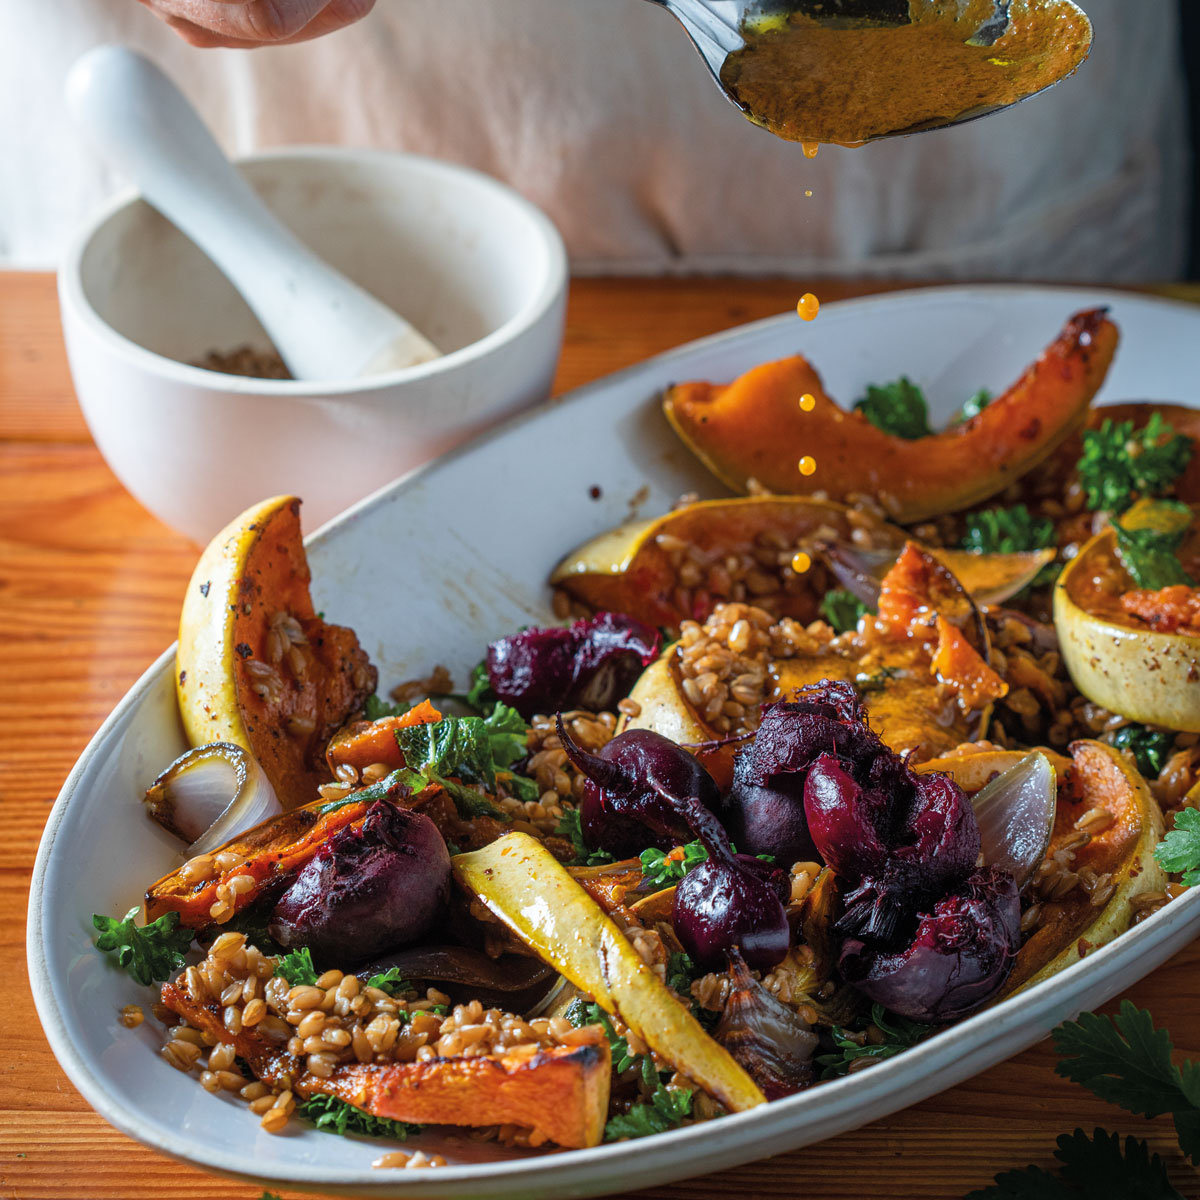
[
  {"x1": 558, "y1": 719, "x2": 789, "y2": 971},
  {"x1": 723, "y1": 683, "x2": 885, "y2": 864},
  {"x1": 486, "y1": 612, "x2": 660, "y2": 719},
  {"x1": 269, "y1": 802, "x2": 450, "y2": 961},
  {"x1": 727, "y1": 678, "x2": 1016, "y2": 1020},
  {"x1": 839, "y1": 867, "x2": 1021, "y2": 1023}
]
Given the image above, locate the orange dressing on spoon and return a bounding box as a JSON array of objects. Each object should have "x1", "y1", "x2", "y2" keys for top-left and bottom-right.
[{"x1": 720, "y1": 0, "x2": 1091, "y2": 146}]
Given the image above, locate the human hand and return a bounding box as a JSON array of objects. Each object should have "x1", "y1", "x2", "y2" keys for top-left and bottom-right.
[{"x1": 138, "y1": 0, "x2": 376, "y2": 48}]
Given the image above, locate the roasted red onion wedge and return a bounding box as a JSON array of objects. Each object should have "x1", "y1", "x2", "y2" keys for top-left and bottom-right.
[
  {"x1": 715, "y1": 949, "x2": 817, "y2": 1098},
  {"x1": 969, "y1": 752, "x2": 1057, "y2": 887}
]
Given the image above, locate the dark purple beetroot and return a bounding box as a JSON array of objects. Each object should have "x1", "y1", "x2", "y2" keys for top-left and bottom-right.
[
  {"x1": 723, "y1": 684, "x2": 887, "y2": 864},
  {"x1": 674, "y1": 858, "x2": 790, "y2": 971},
  {"x1": 559, "y1": 719, "x2": 789, "y2": 972},
  {"x1": 269, "y1": 801, "x2": 450, "y2": 961},
  {"x1": 486, "y1": 613, "x2": 660, "y2": 719},
  {"x1": 838, "y1": 867, "x2": 1020, "y2": 1023},
  {"x1": 561, "y1": 725, "x2": 723, "y2": 856}
]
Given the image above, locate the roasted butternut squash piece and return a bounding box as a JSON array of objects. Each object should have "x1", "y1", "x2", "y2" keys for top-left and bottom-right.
[
  {"x1": 661, "y1": 309, "x2": 1118, "y2": 522},
  {"x1": 177, "y1": 495, "x2": 377, "y2": 810},
  {"x1": 325, "y1": 699, "x2": 442, "y2": 774},
  {"x1": 161, "y1": 978, "x2": 611, "y2": 1149}
]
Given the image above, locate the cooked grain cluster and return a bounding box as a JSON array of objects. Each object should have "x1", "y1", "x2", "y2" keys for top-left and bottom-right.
[{"x1": 159, "y1": 930, "x2": 605, "y2": 1148}]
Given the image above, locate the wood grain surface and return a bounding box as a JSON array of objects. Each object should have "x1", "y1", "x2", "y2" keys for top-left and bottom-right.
[{"x1": 2, "y1": 271, "x2": 1198, "y2": 1200}]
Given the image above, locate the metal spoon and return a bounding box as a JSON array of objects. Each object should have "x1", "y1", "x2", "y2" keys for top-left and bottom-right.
[{"x1": 643, "y1": 0, "x2": 1093, "y2": 142}]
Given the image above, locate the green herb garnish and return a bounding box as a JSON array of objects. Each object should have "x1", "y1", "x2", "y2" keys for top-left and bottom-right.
[
  {"x1": 1112, "y1": 502, "x2": 1195, "y2": 590},
  {"x1": 821, "y1": 588, "x2": 870, "y2": 634},
  {"x1": 92, "y1": 907, "x2": 194, "y2": 986},
  {"x1": 665, "y1": 950, "x2": 697, "y2": 998},
  {"x1": 275, "y1": 946, "x2": 318, "y2": 987},
  {"x1": 1154, "y1": 808, "x2": 1200, "y2": 888},
  {"x1": 363, "y1": 693, "x2": 408, "y2": 721},
  {"x1": 853, "y1": 377, "x2": 934, "y2": 440},
  {"x1": 1110, "y1": 724, "x2": 1176, "y2": 779},
  {"x1": 962, "y1": 503, "x2": 1060, "y2": 588},
  {"x1": 464, "y1": 660, "x2": 498, "y2": 716},
  {"x1": 640, "y1": 840, "x2": 710, "y2": 886},
  {"x1": 389, "y1": 703, "x2": 530, "y2": 820},
  {"x1": 604, "y1": 1081, "x2": 694, "y2": 1142},
  {"x1": 567, "y1": 999, "x2": 637, "y2": 1072},
  {"x1": 299, "y1": 1093, "x2": 420, "y2": 1140},
  {"x1": 1076, "y1": 414, "x2": 1193, "y2": 514},
  {"x1": 816, "y1": 1003, "x2": 931, "y2": 1079},
  {"x1": 554, "y1": 807, "x2": 616, "y2": 867},
  {"x1": 364, "y1": 967, "x2": 411, "y2": 996},
  {"x1": 965, "y1": 1128, "x2": 1185, "y2": 1199}
]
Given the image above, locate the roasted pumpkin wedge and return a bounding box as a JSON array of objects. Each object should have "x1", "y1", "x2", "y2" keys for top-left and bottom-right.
[
  {"x1": 145, "y1": 774, "x2": 428, "y2": 927},
  {"x1": 162, "y1": 976, "x2": 611, "y2": 1149},
  {"x1": 454, "y1": 833, "x2": 767, "y2": 1114},
  {"x1": 661, "y1": 309, "x2": 1118, "y2": 522},
  {"x1": 550, "y1": 496, "x2": 1056, "y2": 628},
  {"x1": 177, "y1": 495, "x2": 377, "y2": 810},
  {"x1": 1002, "y1": 740, "x2": 1167, "y2": 995},
  {"x1": 1054, "y1": 520, "x2": 1200, "y2": 732}
]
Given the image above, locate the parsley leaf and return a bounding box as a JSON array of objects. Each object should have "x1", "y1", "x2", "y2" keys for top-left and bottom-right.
[
  {"x1": 365, "y1": 967, "x2": 411, "y2": 996},
  {"x1": 1155, "y1": 809, "x2": 1200, "y2": 888},
  {"x1": 258, "y1": 1192, "x2": 284, "y2": 1200},
  {"x1": 1077, "y1": 414, "x2": 1193, "y2": 514},
  {"x1": 299, "y1": 1093, "x2": 420, "y2": 1140},
  {"x1": 275, "y1": 946, "x2": 318, "y2": 987},
  {"x1": 816, "y1": 1003, "x2": 931, "y2": 1079},
  {"x1": 967, "y1": 1128, "x2": 1185, "y2": 1199},
  {"x1": 665, "y1": 950, "x2": 697, "y2": 997},
  {"x1": 640, "y1": 840, "x2": 710, "y2": 886},
  {"x1": 1111, "y1": 724, "x2": 1176, "y2": 779},
  {"x1": 554, "y1": 806, "x2": 616, "y2": 866},
  {"x1": 92, "y1": 907, "x2": 194, "y2": 986},
  {"x1": 363, "y1": 693, "x2": 408, "y2": 721},
  {"x1": 604, "y1": 1081, "x2": 694, "y2": 1142},
  {"x1": 854, "y1": 377, "x2": 934, "y2": 440},
  {"x1": 1112, "y1": 504, "x2": 1196, "y2": 590},
  {"x1": 962, "y1": 503, "x2": 1060, "y2": 587},
  {"x1": 821, "y1": 588, "x2": 870, "y2": 634},
  {"x1": 465, "y1": 660, "x2": 498, "y2": 716},
  {"x1": 566, "y1": 999, "x2": 638, "y2": 1071},
  {"x1": 1053, "y1": 1002, "x2": 1200, "y2": 1164}
]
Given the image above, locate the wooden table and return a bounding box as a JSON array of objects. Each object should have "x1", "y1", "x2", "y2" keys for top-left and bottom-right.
[{"x1": 2, "y1": 272, "x2": 1198, "y2": 1200}]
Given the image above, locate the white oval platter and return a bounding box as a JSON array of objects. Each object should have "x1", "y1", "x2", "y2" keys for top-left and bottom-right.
[{"x1": 29, "y1": 285, "x2": 1200, "y2": 1198}]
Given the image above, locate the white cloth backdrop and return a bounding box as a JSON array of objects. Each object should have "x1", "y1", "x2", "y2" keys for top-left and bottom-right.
[{"x1": 0, "y1": 0, "x2": 1189, "y2": 278}]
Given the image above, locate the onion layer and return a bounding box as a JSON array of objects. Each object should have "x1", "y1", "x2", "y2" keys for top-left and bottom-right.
[
  {"x1": 143, "y1": 741, "x2": 281, "y2": 856},
  {"x1": 970, "y1": 751, "x2": 1057, "y2": 887}
]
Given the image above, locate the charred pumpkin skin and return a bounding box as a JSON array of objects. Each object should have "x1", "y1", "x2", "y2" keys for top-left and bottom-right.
[
  {"x1": 661, "y1": 309, "x2": 1118, "y2": 522},
  {"x1": 551, "y1": 495, "x2": 1054, "y2": 629},
  {"x1": 162, "y1": 977, "x2": 611, "y2": 1149},
  {"x1": 177, "y1": 495, "x2": 377, "y2": 810}
]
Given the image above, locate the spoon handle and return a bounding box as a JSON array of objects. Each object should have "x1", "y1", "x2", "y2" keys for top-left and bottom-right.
[{"x1": 66, "y1": 46, "x2": 439, "y2": 380}]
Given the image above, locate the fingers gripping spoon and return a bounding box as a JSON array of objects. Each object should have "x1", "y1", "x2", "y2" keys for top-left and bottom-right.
[{"x1": 66, "y1": 46, "x2": 441, "y2": 381}]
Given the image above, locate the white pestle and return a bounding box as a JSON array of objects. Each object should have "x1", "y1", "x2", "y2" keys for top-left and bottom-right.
[{"x1": 65, "y1": 46, "x2": 442, "y2": 381}]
